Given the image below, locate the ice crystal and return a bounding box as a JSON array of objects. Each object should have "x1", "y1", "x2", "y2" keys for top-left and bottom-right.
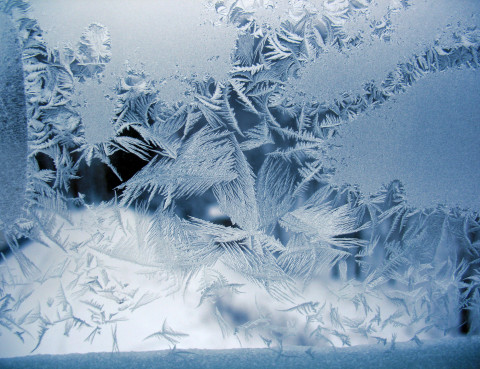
[{"x1": 0, "y1": 0, "x2": 479, "y2": 359}]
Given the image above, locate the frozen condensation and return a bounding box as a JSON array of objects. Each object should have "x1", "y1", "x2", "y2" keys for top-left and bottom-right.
[
  {"x1": 295, "y1": 0, "x2": 480, "y2": 103},
  {"x1": 0, "y1": 0, "x2": 480, "y2": 362},
  {"x1": 30, "y1": 0, "x2": 238, "y2": 83},
  {"x1": 0, "y1": 12, "x2": 28, "y2": 227},
  {"x1": 329, "y1": 68, "x2": 480, "y2": 210}
]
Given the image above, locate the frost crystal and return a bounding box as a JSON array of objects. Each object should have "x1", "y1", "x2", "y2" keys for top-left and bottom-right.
[
  {"x1": 0, "y1": 0, "x2": 480, "y2": 359},
  {"x1": 0, "y1": 12, "x2": 28, "y2": 228}
]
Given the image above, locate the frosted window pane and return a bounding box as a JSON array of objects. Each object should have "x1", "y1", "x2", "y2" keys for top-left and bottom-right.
[
  {"x1": 0, "y1": 0, "x2": 479, "y2": 365},
  {"x1": 329, "y1": 69, "x2": 480, "y2": 209}
]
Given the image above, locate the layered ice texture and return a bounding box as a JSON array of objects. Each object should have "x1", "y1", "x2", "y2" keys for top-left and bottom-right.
[{"x1": 0, "y1": 1, "x2": 480, "y2": 366}]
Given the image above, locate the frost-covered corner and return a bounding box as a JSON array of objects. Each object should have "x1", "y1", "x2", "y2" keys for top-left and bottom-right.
[{"x1": 0, "y1": 0, "x2": 480, "y2": 359}]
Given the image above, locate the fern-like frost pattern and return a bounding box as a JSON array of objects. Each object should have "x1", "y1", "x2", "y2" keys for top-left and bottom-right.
[{"x1": 0, "y1": 0, "x2": 479, "y2": 357}]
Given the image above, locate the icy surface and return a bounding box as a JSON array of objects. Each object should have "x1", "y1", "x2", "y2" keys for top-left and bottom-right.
[
  {"x1": 1, "y1": 0, "x2": 480, "y2": 362},
  {"x1": 29, "y1": 0, "x2": 237, "y2": 83},
  {"x1": 329, "y1": 68, "x2": 480, "y2": 209},
  {"x1": 0, "y1": 13, "x2": 28, "y2": 227},
  {"x1": 0, "y1": 336, "x2": 479, "y2": 369},
  {"x1": 295, "y1": 0, "x2": 480, "y2": 103},
  {"x1": 29, "y1": 0, "x2": 238, "y2": 140}
]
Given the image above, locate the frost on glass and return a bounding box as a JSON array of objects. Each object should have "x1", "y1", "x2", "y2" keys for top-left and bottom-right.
[
  {"x1": 328, "y1": 68, "x2": 480, "y2": 209},
  {"x1": 0, "y1": 11, "x2": 28, "y2": 229},
  {"x1": 0, "y1": 0, "x2": 480, "y2": 363}
]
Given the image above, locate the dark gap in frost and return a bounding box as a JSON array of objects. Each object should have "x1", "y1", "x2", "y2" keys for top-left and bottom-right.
[
  {"x1": 34, "y1": 152, "x2": 54, "y2": 172},
  {"x1": 72, "y1": 157, "x2": 115, "y2": 204},
  {"x1": 217, "y1": 299, "x2": 251, "y2": 327},
  {"x1": 460, "y1": 303, "x2": 471, "y2": 335}
]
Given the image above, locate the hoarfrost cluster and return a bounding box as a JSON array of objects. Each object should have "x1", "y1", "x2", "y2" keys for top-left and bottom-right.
[{"x1": 0, "y1": 0, "x2": 480, "y2": 358}]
